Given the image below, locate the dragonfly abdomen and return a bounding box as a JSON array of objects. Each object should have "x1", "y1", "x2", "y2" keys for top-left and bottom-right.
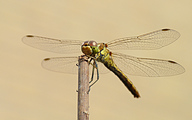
[{"x1": 103, "y1": 60, "x2": 140, "y2": 98}]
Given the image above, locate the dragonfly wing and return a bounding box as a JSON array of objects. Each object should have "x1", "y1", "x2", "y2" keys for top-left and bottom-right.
[
  {"x1": 41, "y1": 56, "x2": 109, "y2": 75},
  {"x1": 22, "y1": 35, "x2": 83, "y2": 54},
  {"x1": 107, "y1": 29, "x2": 180, "y2": 50},
  {"x1": 95, "y1": 62, "x2": 110, "y2": 74},
  {"x1": 42, "y1": 56, "x2": 79, "y2": 74},
  {"x1": 112, "y1": 53, "x2": 185, "y2": 77}
]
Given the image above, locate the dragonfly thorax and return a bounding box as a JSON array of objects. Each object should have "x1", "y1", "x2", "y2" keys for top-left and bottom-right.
[{"x1": 81, "y1": 41, "x2": 100, "y2": 56}]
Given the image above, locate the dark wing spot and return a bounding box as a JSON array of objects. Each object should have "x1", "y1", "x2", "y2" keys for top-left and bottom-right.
[
  {"x1": 162, "y1": 29, "x2": 170, "y2": 31},
  {"x1": 168, "y1": 60, "x2": 177, "y2": 64},
  {"x1": 44, "y1": 58, "x2": 50, "y2": 61},
  {"x1": 26, "y1": 35, "x2": 34, "y2": 37}
]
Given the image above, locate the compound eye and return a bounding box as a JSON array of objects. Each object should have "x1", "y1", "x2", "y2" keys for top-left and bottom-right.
[
  {"x1": 89, "y1": 41, "x2": 97, "y2": 47},
  {"x1": 82, "y1": 41, "x2": 89, "y2": 46}
]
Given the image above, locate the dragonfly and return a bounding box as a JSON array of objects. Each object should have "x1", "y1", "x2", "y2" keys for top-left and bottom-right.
[{"x1": 22, "y1": 28, "x2": 185, "y2": 98}]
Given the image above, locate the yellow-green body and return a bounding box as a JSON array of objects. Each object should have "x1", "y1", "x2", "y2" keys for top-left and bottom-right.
[{"x1": 95, "y1": 43, "x2": 140, "y2": 98}]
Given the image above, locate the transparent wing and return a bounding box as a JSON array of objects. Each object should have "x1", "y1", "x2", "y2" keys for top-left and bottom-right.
[
  {"x1": 42, "y1": 56, "x2": 79, "y2": 74},
  {"x1": 88, "y1": 61, "x2": 109, "y2": 75},
  {"x1": 112, "y1": 53, "x2": 185, "y2": 77},
  {"x1": 107, "y1": 29, "x2": 180, "y2": 50},
  {"x1": 41, "y1": 56, "x2": 110, "y2": 74},
  {"x1": 97, "y1": 62, "x2": 110, "y2": 74},
  {"x1": 22, "y1": 35, "x2": 83, "y2": 54}
]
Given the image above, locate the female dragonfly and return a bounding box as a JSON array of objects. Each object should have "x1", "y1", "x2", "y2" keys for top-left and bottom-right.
[{"x1": 22, "y1": 28, "x2": 185, "y2": 98}]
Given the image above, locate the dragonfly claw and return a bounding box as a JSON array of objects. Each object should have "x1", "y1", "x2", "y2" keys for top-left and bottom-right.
[{"x1": 87, "y1": 88, "x2": 90, "y2": 94}]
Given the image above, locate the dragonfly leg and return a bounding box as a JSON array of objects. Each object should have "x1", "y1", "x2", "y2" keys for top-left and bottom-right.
[
  {"x1": 88, "y1": 60, "x2": 99, "y2": 94},
  {"x1": 88, "y1": 58, "x2": 98, "y2": 84},
  {"x1": 88, "y1": 58, "x2": 95, "y2": 68},
  {"x1": 89, "y1": 63, "x2": 95, "y2": 84}
]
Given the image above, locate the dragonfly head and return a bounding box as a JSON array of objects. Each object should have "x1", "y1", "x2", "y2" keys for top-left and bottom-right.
[{"x1": 81, "y1": 41, "x2": 99, "y2": 56}]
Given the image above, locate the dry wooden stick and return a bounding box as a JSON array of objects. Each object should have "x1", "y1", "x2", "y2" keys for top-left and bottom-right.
[{"x1": 78, "y1": 55, "x2": 89, "y2": 120}]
